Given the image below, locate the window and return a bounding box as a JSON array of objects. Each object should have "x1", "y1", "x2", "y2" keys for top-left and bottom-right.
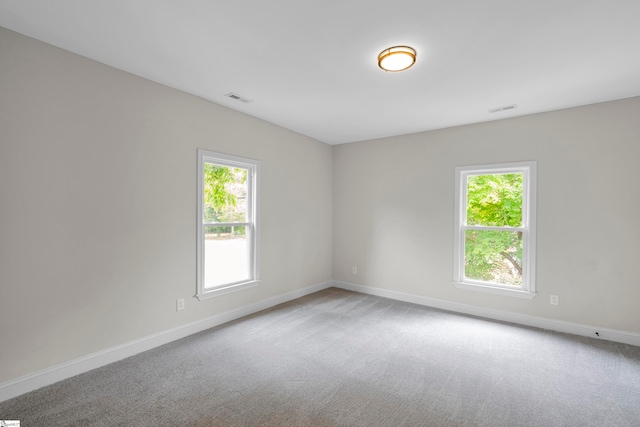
[
  {"x1": 453, "y1": 161, "x2": 536, "y2": 299},
  {"x1": 197, "y1": 149, "x2": 259, "y2": 299}
]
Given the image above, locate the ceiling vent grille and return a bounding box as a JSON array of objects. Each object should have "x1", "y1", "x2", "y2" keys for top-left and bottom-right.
[
  {"x1": 489, "y1": 104, "x2": 517, "y2": 113},
  {"x1": 225, "y1": 92, "x2": 253, "y2": 104}
]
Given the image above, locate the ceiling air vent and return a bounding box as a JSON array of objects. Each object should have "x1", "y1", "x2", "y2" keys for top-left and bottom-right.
[
  {"x1": 489, "y1": 104, "x2": 517, "y2": 113},
  {"x1": 225, "y1": 92, "x2": 253, "y2": 104}
]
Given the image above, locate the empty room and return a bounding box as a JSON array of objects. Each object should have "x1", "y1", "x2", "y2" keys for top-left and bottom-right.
[{"x1": 1, "y1": 1, "x2": 639, "y2": 426}]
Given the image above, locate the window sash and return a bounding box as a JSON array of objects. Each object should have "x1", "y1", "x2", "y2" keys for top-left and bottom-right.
[
  {"x1": 202, "y1": 226, "x2": 253, "y2": 289},
  {"x1": 202, "y1": 161, "x2": 252, "y2": 225},
  {"x1": 462, "y1": 228, "x2": 525, "y2": 288}
]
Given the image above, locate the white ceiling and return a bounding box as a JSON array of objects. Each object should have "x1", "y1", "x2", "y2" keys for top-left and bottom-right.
[{"x1": 2, "y1": 1, "x2": 640, "y2": 145}]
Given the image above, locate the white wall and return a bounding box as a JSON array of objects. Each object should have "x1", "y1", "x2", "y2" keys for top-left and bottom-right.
[
  {"x1": 0, "y1": 28, "x2": 333, "y2": 384},
  {"x1": 333, "y1": 96, "x2": 640, "y2": 333}
]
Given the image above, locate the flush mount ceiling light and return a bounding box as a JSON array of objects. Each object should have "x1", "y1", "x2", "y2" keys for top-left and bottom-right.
[{"x1": 378, "y1": 45, "x2": 416, "y2": 72}]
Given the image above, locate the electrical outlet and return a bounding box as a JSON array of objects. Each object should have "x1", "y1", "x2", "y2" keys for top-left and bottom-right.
[
  {"x1": 352, "y1": 267, "x2": 357, "y2": 275},
  {"x1": 177, "y1": 299, "x2": 185, "y2": 311},
  {"x1": 550, "y1": 295, "x2": 559, "y2": 306}
]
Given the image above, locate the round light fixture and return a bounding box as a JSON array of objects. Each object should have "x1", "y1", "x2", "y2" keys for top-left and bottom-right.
[{"x1": 378, "y1": 46, "x2": 416, "y2": 72}]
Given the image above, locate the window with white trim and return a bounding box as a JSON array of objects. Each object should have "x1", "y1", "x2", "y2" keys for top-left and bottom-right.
[
  {"x1": 197, "y1": 149, "x2": 260, "y2": 299},
  {"x1": 453, "y1": 161, "x2": 536, "y2": 299}
]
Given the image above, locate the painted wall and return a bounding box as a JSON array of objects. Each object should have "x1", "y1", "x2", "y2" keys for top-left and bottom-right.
[
  {"x1": 333, "y1": 96, "x2": 640, "y2": 333},
  {"x1": 0, "y1": 28, "x2": 333, "y2": 384}
]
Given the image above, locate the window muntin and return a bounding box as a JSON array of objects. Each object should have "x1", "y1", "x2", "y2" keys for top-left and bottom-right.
[
  {"x1": 197, "y1": 150, "x2": 259, "y2": 299},
  {"x1": 453, "y1": 162, "x2": 536, "y2": 298}
]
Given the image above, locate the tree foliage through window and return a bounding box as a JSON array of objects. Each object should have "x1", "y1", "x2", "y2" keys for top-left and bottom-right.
[
  {"x1": 203, "y1": 163, "x2": 247, "y2": 235},
  {"x1": 464, "y1": 173, "x2": 523, "y2": 286}
]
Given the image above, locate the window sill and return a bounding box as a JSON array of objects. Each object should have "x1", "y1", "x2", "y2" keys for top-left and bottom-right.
[
  {"x1": 453, "y1": 281, "x2": 536, "y2": 299},
  {"x1": 196, "y1": 280, "x2": 260, "y2": 300}
]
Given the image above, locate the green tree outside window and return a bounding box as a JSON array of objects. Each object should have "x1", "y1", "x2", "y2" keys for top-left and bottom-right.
[
  {"x1": 203, "y1": 163, "x2": 247, "y2": 236},
  {"x1": 465, "y1": 173, "x2": 523, "y2": 286}
]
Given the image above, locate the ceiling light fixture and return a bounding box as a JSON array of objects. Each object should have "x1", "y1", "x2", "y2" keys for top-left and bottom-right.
[{"x1": 378, "y1": 46, "x2": 416, "y2": 72}]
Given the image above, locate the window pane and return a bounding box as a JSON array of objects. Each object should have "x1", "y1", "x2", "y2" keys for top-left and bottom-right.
[
  {"x1": 464, "y1": 229, "x2": 523, "y2": 286},
  {"x1": 203, "y1": 163, "x2": 248, "y2": 224},
  {"x1": 466, "y1": 173, "x2": 522, "y2": 227},
  {"x1": 204, "y1": 226, "x2": 249, "y2": 288}
]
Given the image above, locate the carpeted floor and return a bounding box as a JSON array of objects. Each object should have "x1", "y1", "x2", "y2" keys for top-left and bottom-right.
[{"x1": 1, "y1": 287, "x2": 639, "y2": 426}]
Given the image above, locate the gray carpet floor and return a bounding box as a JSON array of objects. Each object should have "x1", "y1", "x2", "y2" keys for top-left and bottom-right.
[{"x1": 1, "y1": 287, "x2": 639, "y2": 426}]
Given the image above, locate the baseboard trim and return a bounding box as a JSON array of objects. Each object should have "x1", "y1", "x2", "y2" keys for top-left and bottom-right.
[
  {"x1": 0, "y1": 281, "x2": 332, "y2": 403},
  {"x1": 332, "y1": 280, "x2": 640, "y2": 347},
  {"x1": 4, "y1": 279, "x2": 637, "y2": 403}
]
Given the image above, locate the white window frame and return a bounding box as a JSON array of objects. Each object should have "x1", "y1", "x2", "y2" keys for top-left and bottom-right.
[
  {"x1": 196, "y1": 149, "x2": 260, "y2": 300},
  {"x1": 453, "y1": 161, "x2": 537, "y2": 299}
]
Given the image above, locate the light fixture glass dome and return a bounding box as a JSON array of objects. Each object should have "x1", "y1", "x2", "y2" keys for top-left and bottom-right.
[{"x1": 378, "y1": 46, "x2": 416, "y2": 72}]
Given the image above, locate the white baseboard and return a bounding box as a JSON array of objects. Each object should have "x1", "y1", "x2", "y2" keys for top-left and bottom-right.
[
  {"x1": 0, "y1": 281, "x2": 332, "y2": 403},
  {"x1": 4, "y1": 279, "x2": 637, "y2": 403},
  {"x1": 332, "y1": 280, "x2": 640, "y2": 347}
]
